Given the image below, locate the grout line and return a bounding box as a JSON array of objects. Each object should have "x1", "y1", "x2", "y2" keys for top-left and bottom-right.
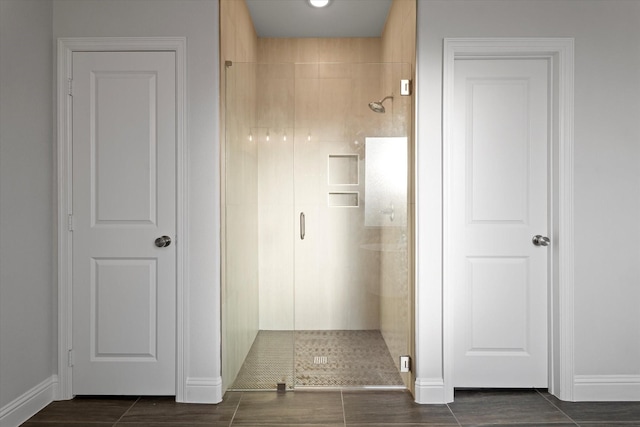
[
  {"x1": 536, "y1": 389, "x2": 580, "y2": 426},
  {"x1": 228, "y1": 391, "x2": 243, "y2": 426},
  {"x1": 445, "y1": 402, "x2": 463, "y2": 427},
  {"x1": 113, "y1": 396, "x2": 140, "y2": 425}
]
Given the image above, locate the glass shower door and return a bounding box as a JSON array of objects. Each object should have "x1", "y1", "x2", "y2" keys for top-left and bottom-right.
[
  {"x1": 293, "y1": 62, "x2": 412, "y2": 389},
  {"x1": 222, "y1": 61, "x2": 296, "y2": 390},
  {"x1": 223, "y1": 60, "x2": 412, "y2": 391}
]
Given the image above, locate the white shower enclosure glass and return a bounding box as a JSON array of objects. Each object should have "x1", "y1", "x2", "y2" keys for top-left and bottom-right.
[{"x1": 223, "y1": 61, "x2": 412, "y2": 391}]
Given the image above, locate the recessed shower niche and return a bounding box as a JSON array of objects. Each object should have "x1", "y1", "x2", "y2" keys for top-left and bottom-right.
[
  {"x1": 221, "y1": 0, "x2": 416, "y2": 394},
  {"x1": 328, "y1": 154, "x2": 359, "y2": 185},
  {"x1": 328, "y1": 192, "x2": 359, "y2": 207},
  {"x1": 328, "y1": 154, "x2": 359, "y2": 207}
]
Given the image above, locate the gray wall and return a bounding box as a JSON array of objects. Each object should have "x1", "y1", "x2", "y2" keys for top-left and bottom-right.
[
  {"x1": 3, "y1": 0, "x2": 640, "y2": 415},
  {"x1": 0, "y1": 0, "x2": 55, "y2": 410},
  {"x1": 416, "y1": 0, "x2": 640, "y2": 390},
  {"x1": 52, "y1": 0, "x2": 222, "y2": 400}
]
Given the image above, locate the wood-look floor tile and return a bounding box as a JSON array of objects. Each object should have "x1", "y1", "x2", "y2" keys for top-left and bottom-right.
[
  {"x1": 576, "y1": 423, "x2": 640, "y2": 426},
  {"x1": 23, "y1": 390, "x2": 640, "y2": 426},
  {"x1": 118, "y1": 394, "x2": 239, "y2": 424},
  {"x1": 232, "y1": 391, "x2": 344, "y2": 425},
  {"x1": 449, "y1": 389, "x2": 572, "y2": 425},
  {"x1": 117, "y1": 423, "x2": 231, "y2": 427},
  {"x1": 21, "y1": 423, "x2": 115, "y2": 427},
  {"x1": 235, "y1": 425, "x2": 344, "y2": 427},
  {"x1": 452, "y1": 424, "x2": 577, "y2": 427},
  {"x1": 342, "y1": 390, "x2": 457, "y2": 425},
  {"x1": 348, "y1": 424, "x2": 456, "y2": 427},
  {"x1": 545, "y1": 394, "x2": 640, "y2": 423},
  {"x1": 25, "y1": 396, "x2": 137, "y2": 423}
]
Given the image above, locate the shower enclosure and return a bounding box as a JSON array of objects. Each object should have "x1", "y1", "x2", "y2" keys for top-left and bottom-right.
[{"x1": 222, "y1": 60, "x2": 412, "y2": 391}]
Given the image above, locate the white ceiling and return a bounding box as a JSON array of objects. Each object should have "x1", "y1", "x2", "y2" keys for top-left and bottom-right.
[{"x1": 245, "y1": 0, "x2": 393, "y2": 38}]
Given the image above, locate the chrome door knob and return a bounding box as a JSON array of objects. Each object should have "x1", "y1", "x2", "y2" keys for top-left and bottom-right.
[
  {"x1": 532, "y1": 235, "x2": 550, "y2": 247},
  {"x1": 155, "y1": 235, "x2": 172, "y2": 248}
]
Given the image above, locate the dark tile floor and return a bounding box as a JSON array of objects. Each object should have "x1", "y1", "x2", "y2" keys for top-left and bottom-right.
[{"x1": 21, "y1": 389, "x2": 640, "y2": 426}]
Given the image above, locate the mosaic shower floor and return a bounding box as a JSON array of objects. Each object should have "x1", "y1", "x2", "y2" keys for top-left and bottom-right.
[{"x1": 230, "y1": 330, "x2": 404, "y2": 390}]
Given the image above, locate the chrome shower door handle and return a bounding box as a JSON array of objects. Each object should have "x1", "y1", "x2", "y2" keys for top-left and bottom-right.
[{"x1": 300, "y1": 212, "x2": 305, "y2": 240}]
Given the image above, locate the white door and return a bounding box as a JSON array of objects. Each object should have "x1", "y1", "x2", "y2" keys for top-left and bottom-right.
[
  {"x1": 450, "y1": 58, "x2": 549, "y2": 388},
  {"x1": 72, "y1": 51, "x2": 176, "y2": 395}
]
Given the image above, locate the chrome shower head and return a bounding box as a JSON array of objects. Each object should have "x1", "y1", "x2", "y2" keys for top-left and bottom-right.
[
  {"x1": 368, "y1": 95, "x2": 393, "y2": 113},
  {"x1": 368, "y1": 101, "x2": 386, "y2": 113}
]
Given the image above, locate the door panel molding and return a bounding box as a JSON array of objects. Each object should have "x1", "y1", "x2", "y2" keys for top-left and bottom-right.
[
  {"x1": 441, "y1": 38, "x2": 574, "y2": 402},
  {"x1": 57, "y1": 37, "x2": 187, "y2": 401}
]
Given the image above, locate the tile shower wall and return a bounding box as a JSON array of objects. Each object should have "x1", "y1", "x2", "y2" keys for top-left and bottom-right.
[
  {"x1": 255, "y1": 39, "x2": 385, "y2": 331},
  {"x1": 255, "y1": 62, "x2": 295, "y2": 331},
  {"x1": 292, "y1": 62, "x2": 384, "y2": 331}
]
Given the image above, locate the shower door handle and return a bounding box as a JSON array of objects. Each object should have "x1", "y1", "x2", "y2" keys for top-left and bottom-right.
[{"x1": 300, "y1": 212, "x2": 305, "y2": 240}]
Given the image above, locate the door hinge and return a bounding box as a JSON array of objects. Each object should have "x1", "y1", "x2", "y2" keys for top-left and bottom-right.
[
  {"x1": 400, "y1": 79, "x2": 411, "y2": 96},
  {"x1": 400, "y1": 355, "x2": 411, "y2": 373},
  {"x1": 67, "y1": 349, "x2": 74, "y2": 367},
  {"x1": 67, "y1": 214, "x2": 74, "y2": 231},
  {"x1": 68, "y1": 78, "x2": 73, "y2": 96}
]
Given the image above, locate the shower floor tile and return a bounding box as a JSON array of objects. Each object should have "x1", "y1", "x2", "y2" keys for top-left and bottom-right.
[
  {"x1": 230, "y1": 330, "x2": 404, "y2": 390},
  {"x1": 230, "y1": 330, "x2": 295, "y2": 390}
]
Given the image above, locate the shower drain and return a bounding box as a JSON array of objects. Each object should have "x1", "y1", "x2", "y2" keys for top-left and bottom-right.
[{"x1": 313, "y1": 356, "x2": 328, "y2": 365}]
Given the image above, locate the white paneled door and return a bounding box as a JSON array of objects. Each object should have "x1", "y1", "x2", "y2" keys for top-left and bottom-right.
[
  {"x1": 451, "y1": 58, "x2": 550, "y2": 387},
  {"x1": 72, "y1": 51, "x2": 176, "y2": 395}
]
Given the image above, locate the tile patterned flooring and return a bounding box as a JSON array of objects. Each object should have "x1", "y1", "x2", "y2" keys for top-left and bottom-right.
[
  {"x1": 21, "y1": 389, "x2": 640, "y2": 426},
  {"x1": 231, "y1": 330, "x2": 403, "y2": 389}
]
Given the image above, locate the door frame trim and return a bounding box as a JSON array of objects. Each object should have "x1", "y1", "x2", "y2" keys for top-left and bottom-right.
[
  {"x1": 442, "y1": 38, "x2": 575, "y2": 401},
  {"x1": 56, "y1": 37, "x2": 188, "y2": 401}
]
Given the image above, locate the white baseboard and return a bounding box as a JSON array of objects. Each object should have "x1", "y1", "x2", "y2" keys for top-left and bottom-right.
[
  {"x1": 0, "y1": 375, "x2": 57, "y2": 427},
  {"x1": 574, "y1": 375, "x2": 640, "y2": 401},
  {"x1": 182, "y1": 376, "x2": 223, "y2": 404},
  {"x1": 414, "y1": 378, "x2": 451, "y2": 404}
]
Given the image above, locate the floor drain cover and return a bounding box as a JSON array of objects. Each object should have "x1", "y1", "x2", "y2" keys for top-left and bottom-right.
[{"x1": 313, "y1": 356, "x2": 328, "y2": 364}]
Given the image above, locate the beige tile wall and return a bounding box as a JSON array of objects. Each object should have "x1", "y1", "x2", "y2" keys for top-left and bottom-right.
[
  {"x1": 258, "y1": 37, "x2": 381, "y2": 64},
  {"x1": 256, "y1": 64, "x2": 296, "y2": 329},
  {"x1": 255, "y1": 38, "x2": 390, "y2": 331}
]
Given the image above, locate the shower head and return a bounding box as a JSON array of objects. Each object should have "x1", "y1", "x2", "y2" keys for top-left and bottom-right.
[{"x1": 368, "y1": 95, "x2": 393, "y2": 113}]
